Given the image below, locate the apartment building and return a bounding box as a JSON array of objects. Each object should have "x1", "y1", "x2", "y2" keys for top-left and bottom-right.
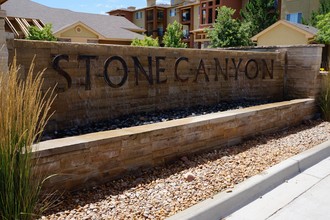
[
  {"x1": 109, "y1": 1, "x2": 171, "y2": 44},
  {"x1": 109, "y1": 0, "x2": 324, "y2": 48},
  {"x1": 109, "y1": 0, "x2": 244, "y2": 48},
  {"x1": 280, "y1": 0, "x2": 320, "y2": 23},
  {"x1": 192, "y1": 0, "x2": 243, "y2": 48}
]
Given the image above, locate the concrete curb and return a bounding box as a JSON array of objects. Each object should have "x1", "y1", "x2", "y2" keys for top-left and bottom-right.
[{"x1": 166, "y1": 140, "x2": 330, "y2": 220}]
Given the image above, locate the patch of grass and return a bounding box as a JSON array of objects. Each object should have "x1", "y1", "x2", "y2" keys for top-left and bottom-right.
[{"x1": 0, "y1": 57, "x2": 56, "y2": 219}]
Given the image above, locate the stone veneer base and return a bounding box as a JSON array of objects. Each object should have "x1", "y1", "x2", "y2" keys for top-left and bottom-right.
[{"x1": 34, "y1": 99, "x2": 316, "y2": 191}]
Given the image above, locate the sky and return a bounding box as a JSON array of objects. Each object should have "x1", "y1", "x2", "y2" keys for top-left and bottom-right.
[{"x1": 32, "y1": 0, "x2": 170, "y2": 15}]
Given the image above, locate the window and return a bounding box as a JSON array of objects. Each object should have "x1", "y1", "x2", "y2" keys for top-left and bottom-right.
[
  {"x1": 274, "y1": 0, "x2": 278, "y2": 9},
  {"x1": 183, "y1": 29, "x2": 189, "y2": 39},
  {"x1": 286, "y1": 12, "x2": 302, "y2": 23},
  {"x1": 158, "y1": 27, "x2": 164, "y2": 36},
  {"x1": 135, "y1": 11, "x2": 142, "y2": 19},
  {"x1": 171, "y1": 0, "x2": 175, "y2": 5},
  {"x1": 147, "y1": 23, "x2": 153, "y2": 36},
  {"x1": 200, "y1": 0, "x2": 216, "y2": 25},
  {"x1": 157, "y1": 10, "x2": 164, "y2": 20},
  {"x1": 208, "y1": 8, "x2": 213, "y2": 24},
  {"x1": 147, "y1": 10, "x2": 153, "y2": 21},
  {"x1": 202, "y1": 9, "x2": 206, "y2": 24},
  {"x1": 170, "y1": 9, "x2": 176, "y2": 17},
  {"x1": 182, "y1": 9, "x2": 191, "y2": 22},
  {"x1": 75, "y1": 26, "x2": 82, "y2": 33}
]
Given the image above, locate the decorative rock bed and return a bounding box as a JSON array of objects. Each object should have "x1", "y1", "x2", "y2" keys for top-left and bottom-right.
[
  {"x1": 41, "y1": 119, "x2": 330, "y2": 220},
  {"x1": 42, "y1": 99, "x2": 273, "y2": 140}
]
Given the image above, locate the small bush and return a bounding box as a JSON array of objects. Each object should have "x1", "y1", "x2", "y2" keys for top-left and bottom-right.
[
  {"x1": 163, "y1": 21, "x2": 187, "y2": 48},
  {"x1": 131, "y1": 36, "x2": 159, "y2": 47},
  {"x1": 27, "y1": 24, "x2": 57, "y2": 41},
  {"x1": 314, "y1": 12, "x2": 330, "y2": 44},
  {"x1": 0, "y1": 57, "x2": 56, "y2": 219},
  {"x1": 319, "y1": 76, "x2": 330, "y2": 121},
  {"x1": 207, "y1": 6, "x2": 252, "y2": 48}
]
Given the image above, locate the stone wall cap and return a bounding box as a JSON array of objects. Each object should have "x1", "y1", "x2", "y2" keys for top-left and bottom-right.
[{"x1": 212, "y1": 44, "x2": 325, "y2": 51}]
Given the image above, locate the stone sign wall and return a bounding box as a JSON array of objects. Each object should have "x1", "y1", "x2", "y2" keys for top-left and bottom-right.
[
  {"x1": 8, "y1": 40, "x2": 288, "y2": 132},
  {"x1": 5, "y1": 40, "x2": 324, "y2": 191},
  {"x1": 229, "y1": 45, "x2": 324, "y2": 99}
]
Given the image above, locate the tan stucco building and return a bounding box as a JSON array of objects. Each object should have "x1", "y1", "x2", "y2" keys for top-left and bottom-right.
[
  {"x1": 251, "y1": 20, "x2": 318, "y2": 46},
  {"x1": 280, "y1": 0, "x2": 320, "y2": 23},
  {"x1": 3, "y1": 0, "x2": 145, "y2": 45}
]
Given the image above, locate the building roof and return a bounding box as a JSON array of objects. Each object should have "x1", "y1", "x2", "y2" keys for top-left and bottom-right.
[
  {"x1": 252, "y1": 20, "x2": 318, "y2": 42},
  {"x1": 288, "y1": 21, "x2": 318, "y2": 35},
  {"x1": 2, "y1": 0, "x2": 145, "y2": 41},
  {"x1": 109, "y1": 8, "x2": 136, "y2": 13}
]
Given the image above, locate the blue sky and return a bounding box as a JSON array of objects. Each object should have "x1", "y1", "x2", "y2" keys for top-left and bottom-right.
[{"x1": 32, "y1": 0, "x2": 170, "y2": 15}]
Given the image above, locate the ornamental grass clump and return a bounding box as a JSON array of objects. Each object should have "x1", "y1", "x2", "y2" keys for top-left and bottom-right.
[
  {"x1": 0, "y1": 57, "x2": 55, "y2": 219},
  {"x1": 319, "y1": 75, "x2": 330, "y2": 121}
]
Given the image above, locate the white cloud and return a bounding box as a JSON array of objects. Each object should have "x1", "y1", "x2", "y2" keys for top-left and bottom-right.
[
  {"x1": 157, "y1": 0, "x2": 170, "y2": 4},
  {"x1": 105, "y1": 0, "x2": 122, "y2": 3},
  {"x1": 96, "y1": 3, "x2": 112, "y2": 8}
]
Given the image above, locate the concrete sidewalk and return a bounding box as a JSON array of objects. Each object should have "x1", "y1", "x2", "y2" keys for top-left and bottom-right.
[
  {"x1": 167, "y1": 140, "x2": 330, "y2": 220},
  {"x1": 226, "y1": 156, "x2": 330, "y2": 220}
]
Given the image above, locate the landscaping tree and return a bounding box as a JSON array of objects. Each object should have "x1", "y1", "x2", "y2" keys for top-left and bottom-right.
[
  {"x1": 163, "y1": 21, "x2": 187, "y2": 48},
  {"x1": 207, "y1": 6, "x2": 252, "y2": 48},
  {"x1": 309, "y1": 0, "x2": 330, "y2": 26},
  {"x1": 314, "y1": 12, "x2": 330, "y2": 44},
  {"x1": 131, "y1": 35, "x2": 159, "y2": 47},
  {"x1": 240, "y1": 0, "x2": 278, "y2": 36},
  {"x1": 27, "y1": 23, "x2": 57, "y2": 41}
]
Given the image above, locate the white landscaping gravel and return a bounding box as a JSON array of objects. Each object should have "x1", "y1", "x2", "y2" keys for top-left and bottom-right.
[{"x1": 41, "y1": 119, "x2": 330, "y2": 220}]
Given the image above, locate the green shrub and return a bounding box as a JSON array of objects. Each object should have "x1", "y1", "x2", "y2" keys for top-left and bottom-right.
[
  {"x1": 319, "y1": 76, "x2": 330, "y2": 121},
  {"x1": 131, "y1": 36, "x2": 159, "y2": 47},
  {"x1": 27, "y1": 24, "x2": 57, "y2": 41},
  {"x1": 314, "y1": 12, "x2": 330, "y2": 44},
  {"x1": 309, "y1": 0, "x2": 330, "y2": 26},
  {"x1": 207, "y1": 6, "x2": 252, "y2": 48},
  {"x1": 163, "y1": 21, "x2": 187, "y2": 48},
  {"x1": 0, "y1": 57, "x2": 56, "y2": 219}
]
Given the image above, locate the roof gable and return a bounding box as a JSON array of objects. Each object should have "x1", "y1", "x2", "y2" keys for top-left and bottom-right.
[
  {"x1": 54, "y1": 21, "x2": 105, "y2": 39},
  {"x1": 252, "y1": 20, "x2": 318, "y2": 41}
]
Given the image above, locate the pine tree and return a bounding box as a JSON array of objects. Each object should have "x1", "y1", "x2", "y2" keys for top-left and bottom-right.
[{"x1": 240, "y1": 0, "x2": 278, "y2": 36}]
